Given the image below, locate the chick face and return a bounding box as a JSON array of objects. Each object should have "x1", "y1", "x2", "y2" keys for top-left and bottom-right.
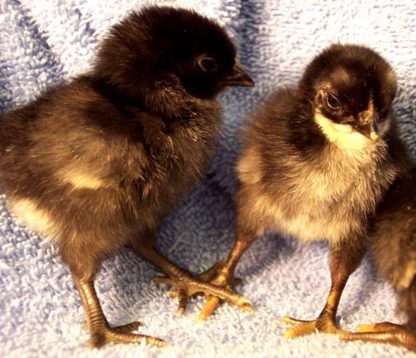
[
  {"x1": 301, "y1": 44, "x2": 397, "y2": 145},
  {"x1": 152, "y1": 8, "x2": 255, "y2": 98},
  {"x1": 96, "y1": 6, "x2": 253, "y2": 100}
]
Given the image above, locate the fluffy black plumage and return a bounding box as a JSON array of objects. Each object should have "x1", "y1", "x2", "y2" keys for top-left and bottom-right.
[
  {"x1": 343, "y1": 167, "x2": 416, "y2": 351},
  {"x1": 94, "y1": 6, "x2": 253, "y2": 111},
  {"x1": 0, "y1": 6, "x2": 253, "y2": 348},
  {"x1": 194, "y1": 44, "x2": 412, "y2": 331}
]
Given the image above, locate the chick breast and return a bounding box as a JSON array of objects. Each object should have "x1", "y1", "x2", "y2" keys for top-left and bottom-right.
[{"x1": 237, "y1": 131, "x2": 396, "y2": 244}]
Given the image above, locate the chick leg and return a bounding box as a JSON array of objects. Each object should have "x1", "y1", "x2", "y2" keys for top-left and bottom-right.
[
  {"x1": 282, "y1": 239, "x2": 365, "y2": 338},
  {"x1": 73, "y1": 275, "x2": 167, "y2": 348},
  {"x1": 130, "y1": 236, "x2": 251, "y2": 315},
  {"x1": 341, "y1": 322, "x2": 416, "y2": 351},
  {"x1": 197, "y1": 230, "x2": 256, "y2": 321}
]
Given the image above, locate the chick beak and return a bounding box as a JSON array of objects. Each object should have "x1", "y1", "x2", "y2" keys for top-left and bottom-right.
[
  {"x1": 354, "y1": 114, "x2": 380, "y2": 141},
  {"x1": 223, "y1": 60, "x2": 255, "y2": 87}
]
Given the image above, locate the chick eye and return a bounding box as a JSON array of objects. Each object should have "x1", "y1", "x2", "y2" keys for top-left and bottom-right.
[
  {"x1": 197, "y1": 56, "x2": 218, "y2": 72},
  {"x1": 325, "y1": 93, "x2": 341, "y2": 110}
]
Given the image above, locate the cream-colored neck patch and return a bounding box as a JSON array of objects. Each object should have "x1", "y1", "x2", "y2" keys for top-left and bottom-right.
[{"x1": 314, "y1": 111, "x2": 376, "y2": 153}]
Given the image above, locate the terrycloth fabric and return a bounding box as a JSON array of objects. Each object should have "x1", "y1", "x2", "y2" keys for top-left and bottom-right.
[{"x1": 0, "y1": 0, "x2": 415, "y2": 357}]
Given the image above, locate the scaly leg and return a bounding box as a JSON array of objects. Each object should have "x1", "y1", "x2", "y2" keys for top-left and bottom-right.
[
  {"x1": 283, "y1": 239, "x2": 365, "y2": 338},
  {"x1": 74, "y1": 275, "x2": 167, "y2": 348}
]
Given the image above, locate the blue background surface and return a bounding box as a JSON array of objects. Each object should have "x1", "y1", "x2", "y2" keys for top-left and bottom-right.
[{"x1": 0, "y1": 1, "x2": 415, "y2": 357}]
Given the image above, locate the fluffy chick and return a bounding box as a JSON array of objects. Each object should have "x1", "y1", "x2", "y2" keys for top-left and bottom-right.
[
  {"x1": 343, "y1": 167, "x2": 416, "y2": 352},
  {"x1": 0, "y1": 6, "x2": 253, "y2": 348},
  {"x1": 196, "y1": 44, "x2": 411, "y2": 335}
]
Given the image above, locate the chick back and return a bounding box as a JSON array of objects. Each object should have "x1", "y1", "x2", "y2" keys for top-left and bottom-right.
[{"x1": 0, "y1": 75, "x2": 221, "y2": 271}]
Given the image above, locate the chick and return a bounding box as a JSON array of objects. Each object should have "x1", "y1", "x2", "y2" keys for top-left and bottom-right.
[
  {"x1": 0, "y1": 6, "x2": 253, "y2": 348},
  {"x1": 196, "y1": 44, "x2": 410, "y2": 336},
  {"x1": 343, "y1": 167, "x2": 416, "y2": 351}
]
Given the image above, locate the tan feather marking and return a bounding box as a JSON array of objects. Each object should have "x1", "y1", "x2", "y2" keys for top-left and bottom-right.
[
  {"x1": 8, "y1": 198, "x2": 56, "y2": 238},
  {"x1": 237, "y1": 147, "x2": 262, "y2": 185},
  {"x1": 397, "y1": 262, "x2": 416, "y2": 290},
  {"x1": 58, "y1": 169, "x2": 104, "y2": 190}
]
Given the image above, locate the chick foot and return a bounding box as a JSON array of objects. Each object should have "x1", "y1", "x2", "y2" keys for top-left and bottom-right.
[
  {"x1": 195, "y1": 262, "x2": 251, "y2": 321},
  {"x1": 135, "y1": 243, "x2": 250, "y2": 316},
  {"x1": 282, "y1": 314, "x2": 349, "y2": 338},
  {"x1": 167, "y1": 262, "x2": 249, "y2": 321},
  {"x1": 154, "y1": 264, "x2": 251, "y2": 317},
  {"x1": 341, "y1": 322, "x2": 416, "y2": 352},
  {"x1": 75, "y1": 277, "x2": 167, "y2": 348}
]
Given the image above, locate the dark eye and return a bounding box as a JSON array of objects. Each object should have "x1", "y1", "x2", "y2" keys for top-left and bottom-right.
[
  {"x1": 197, "y1": 56, "x2": 218, "y2": 72},
  {"x1": 325, "y1": 93, "x2": 341, "y2": 110}
]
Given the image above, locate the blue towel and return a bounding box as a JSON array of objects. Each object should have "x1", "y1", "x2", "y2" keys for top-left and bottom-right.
[{"x1": 1, "y1": 1, "x2": 415, "y2": 357}]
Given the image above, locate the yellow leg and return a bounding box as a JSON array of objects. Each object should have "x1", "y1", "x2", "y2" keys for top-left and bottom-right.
[
  {"x1": 282, "y1": 275, "x2": 349, "y2": 337},
  {"x1": 283, "y1": 240, "x2": 365, "y2": 338}
]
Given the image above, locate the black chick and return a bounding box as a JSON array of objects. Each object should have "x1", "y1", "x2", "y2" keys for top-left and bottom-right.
[
  {"x1": 343, "y1": 167, "x2": 416, "y2": 351},
  {"x1": 0, "y1": 6, "x2": 254, "y2": 348},
  {"x1": 195, "y1": 44, "x2": 411, "y2": 334}
]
